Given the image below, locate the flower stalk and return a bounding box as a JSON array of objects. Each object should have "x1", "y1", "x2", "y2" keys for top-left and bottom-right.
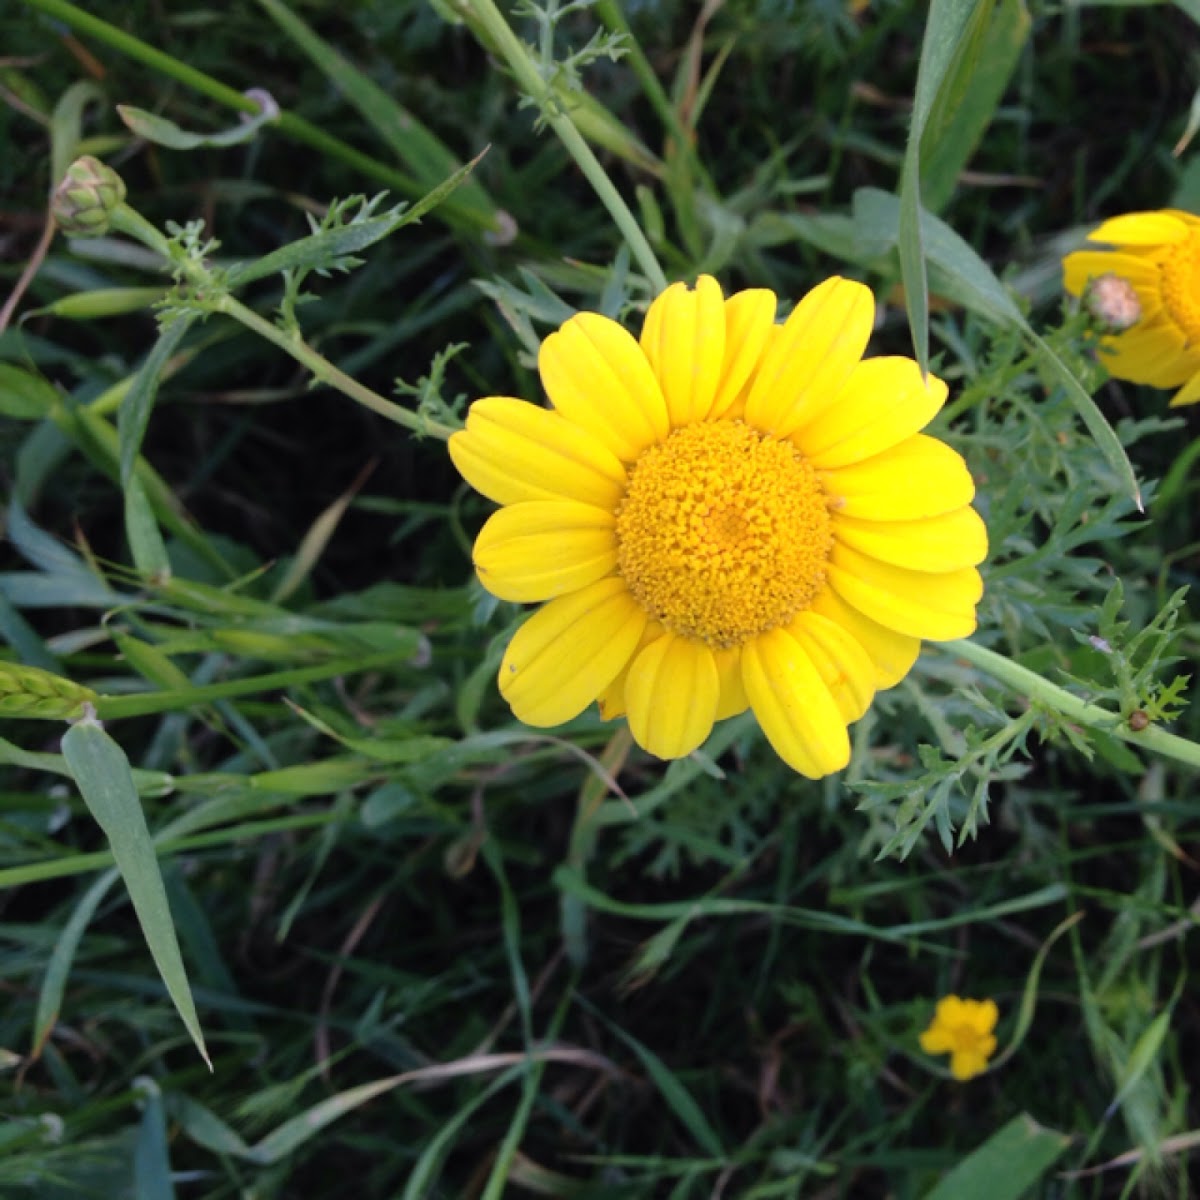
[
  {"x1": 453, "y1": 0, "x2": 668, "y2": 293},
  {"x1": 104, "y1": 202, "x2": 456, "y2": 441}
]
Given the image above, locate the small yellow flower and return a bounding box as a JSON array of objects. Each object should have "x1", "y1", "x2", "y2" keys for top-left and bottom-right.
[
  {"x1": 1063, "y1": 209, "x2": 1200, "y2": 406},
  {"x1": 449, "y1": 276, "x2": 987, "y2": 778},
  {"x1": 919, "y1": 995, "x2": 999, "y2": 1081}
]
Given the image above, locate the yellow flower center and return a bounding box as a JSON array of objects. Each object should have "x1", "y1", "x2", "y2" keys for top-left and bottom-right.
[
  {"x1": 947, "y1": 1022, "x2": 986, "y2": 1054},
  {"x1": 1160, "y1": 227, "x2": 1200, "y2": 344},
  {"x1": 615, "y1": 421, "x2": 832, "y2": 647}
]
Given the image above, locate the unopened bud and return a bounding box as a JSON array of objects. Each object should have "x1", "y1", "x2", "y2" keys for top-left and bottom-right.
[
  {"x1": 52, "y1": 156, "x2": 127, "y2": 237},
  {"x1": 1083, "y1": 273, "x2": 1142, "y2": 332}
]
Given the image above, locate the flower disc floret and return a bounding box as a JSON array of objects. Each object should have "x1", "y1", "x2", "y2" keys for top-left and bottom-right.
[
  {"x1": 616, "y1": 422, "x2": 832, "y2": 648},
  {"x1": 1158, "y1": 227, "x2": 1200, "y2": 342}
]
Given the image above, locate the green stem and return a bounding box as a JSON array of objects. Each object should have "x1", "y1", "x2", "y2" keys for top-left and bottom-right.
[
  {"x1": 946, "y1": 639, "x2": 1200, "y2": 771},
  {"x1": 457, "y1": 0, "x2": 668, "y2": 293},
  {"x1": 216, "y1": 296, "x2": 457, "y2": 440},
  {"x1": 108, "y1": 206, "x2": 457, "y2": 440},
  {"x1": 93, "y1": 650, "x2": 412, "y2": 720},
  {"x1": 593, "y1": 0, "x2": 714, "y2": 194},
  {"x1": 22, "y1": 0, "x2": 498, "y2": 237}
]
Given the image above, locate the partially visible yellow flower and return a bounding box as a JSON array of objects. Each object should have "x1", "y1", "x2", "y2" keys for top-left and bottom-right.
[
  {"x1": 449, "y1": 275, "x2": 987, "y2": 779},
  {"x1": 1063, "y1": 209, "x2": 1200, "y2": 406},
  {"x1": 919, "y1": 995, "x2": 999, "y2": 1081}
]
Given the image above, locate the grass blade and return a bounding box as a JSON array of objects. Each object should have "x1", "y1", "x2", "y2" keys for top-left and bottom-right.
[{"x1": 60, "y1": 716, "x2": 210, "y2": 1067}]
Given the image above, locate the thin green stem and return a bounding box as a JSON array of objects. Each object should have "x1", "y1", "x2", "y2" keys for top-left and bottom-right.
[
  {"x1": 108, "y1": 205, "x2": 457, "y2": 440},
  {"x1": 457, "y1": 0, "x2": 668, "y2": 293},
  {"x1": 215, "y1": 296, "x2": 457, "y2": 440},
  {"x1": 946, "y1": 639, "x2": 1200, "y2": 771},
  {"x1": 93, "y1": 650, "x2": 413, "y2": 720},
  {"x1": 593, "y1": 0, "x2": 715, "y2": 194},
  {"x1": 22, "y1": 0, "x2": 497, "y2": 237}
]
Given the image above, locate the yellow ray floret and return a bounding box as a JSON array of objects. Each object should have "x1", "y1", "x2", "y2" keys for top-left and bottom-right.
[
  {"x1": 449, "y1": 274, "x2": 987, "y2": 778},
  {"x1": 1063, "y1": 208, "x2": 1200, "y2": 404}
]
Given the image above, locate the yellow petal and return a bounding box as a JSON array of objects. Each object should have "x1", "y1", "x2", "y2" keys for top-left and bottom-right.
[
  {"x1": 539, "y1": 312, "x2": 670, "y2": 462},
  {"x1": 919, "y1": 1026, "x2": 954, "y2": 1054},
  {"x1": 743, "y1": 276, "x2": 875, "y2": 437},
  {"x1": 787, "y1": 610, "x2": 876, "y2": 723},
  {"x1": 473, "y1": 501, "x2": 617, "y2": 603},
  {"x1": 596, "y1": 618, "x2": 663, "y2": 720},
  {"x1": 449, "y1": 396, "x2": 627, "y2": 509},
  {"x1": 711, "y1": 287, "x2": 777, "y2": 418},
  {"x1": 1169, "y1": 370, "x2": 1200, "y2": 407},
  {"x1": 640, "y1": 275, "x2": 726, "y2": 426},
  {"x1": 713, "y1": 645, "x2": 749, "y2": 720},
  {"x1": 500, "y1": 577, "x2": 647, "y2": 726},
  {"x1": 624, "y1": 634, "x2": 719, "y2": 758},
  {"x1": 800, "y1": 357, "x2": 949, "y2": 469},
  {"x1": 809, "y1": 587, "x2": 920, "y2": 690},
  {"x1": 821, "y1": 434, "x2": 975, "y2": 521},
  {"x1": 936, "y1": 995, "x2": 967, "y2": 1023},
  {"x1": 1100, "y1": 320, "x2": 1199, "y2": 388},
  {"x1": 949, "y1": 1050, "x2": 988, "y2": 1081},
  {"x1": 832, "y1": 506, "x2": 989, "y2": 573},
  {"x1": 1088, "y1": 210, "x2": 1191, "y2": 246},
  {"x1": 741, "y1": 627, "x2": 850, "y2": 778},
  {"x1": 1061, "y1": 250, "x2": 1159, "y2": 297},
  {"x1": 970, "y1": 999, "x2": 999, "y2": 1033},
  {"x1": 827, "y1": 542, "x2": 981, "y2": 640}
]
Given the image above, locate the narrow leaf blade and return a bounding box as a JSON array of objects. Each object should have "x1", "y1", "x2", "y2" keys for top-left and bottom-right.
[{"x1": 60, "y1": 719, "x2": 210, "y2": 1067}]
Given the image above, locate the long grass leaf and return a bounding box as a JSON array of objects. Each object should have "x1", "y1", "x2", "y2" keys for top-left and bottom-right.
[{"x1": 60, "y1": 718, "x2": 210, "y2": 1067}]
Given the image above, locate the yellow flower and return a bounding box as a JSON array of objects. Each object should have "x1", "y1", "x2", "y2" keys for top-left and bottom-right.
[
  {"x1": 449, "y1": 276, "x2": 987, "y2": 778},
  {"x1": 1063, "y1": 209, "x2": 1200, "y2": 406},
  {"x1": 919, "y1": 995, "x2": 999, "y2": 1081}
]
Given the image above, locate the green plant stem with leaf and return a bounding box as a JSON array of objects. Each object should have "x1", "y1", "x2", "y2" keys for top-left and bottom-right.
[
  {"x1": 946, "y1": 639, "x2": 1200, "y2": 771},
  {"x1": 108, "y1": 206, "x2": 457, "y2": 441},
  {"x1": 453, "y1": 0, "x2": 669, "y2": 293}
]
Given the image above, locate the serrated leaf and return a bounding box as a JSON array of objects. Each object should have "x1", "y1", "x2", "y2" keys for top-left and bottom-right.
[
  {"x1": 229, "y1": 154, "x2": 483, "y2": 289},
  {"x1": 60, "y1": 719, "x2": 210, "y2": 1067}
]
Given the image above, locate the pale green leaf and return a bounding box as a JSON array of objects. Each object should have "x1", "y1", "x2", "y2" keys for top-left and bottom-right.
[
  {"x1": 60, "y1": 719, "x2": 210, "y2": 1067},
  {"x1": 922, "y1": 1114, "x2": 1070, "y2": 1200}
]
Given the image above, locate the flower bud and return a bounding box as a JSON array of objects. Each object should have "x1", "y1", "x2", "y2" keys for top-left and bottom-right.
[
  {"x1": 52, "y1": 156, "x2": 127, "y2": 237},
  {"x1": 1083, "y1": 273, "x2": 1142, "y2": 333}
]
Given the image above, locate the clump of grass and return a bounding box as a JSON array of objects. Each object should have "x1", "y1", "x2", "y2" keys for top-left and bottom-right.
[{"x1": 2, "y1": 1, "x2": 1199, "y2": 1196}]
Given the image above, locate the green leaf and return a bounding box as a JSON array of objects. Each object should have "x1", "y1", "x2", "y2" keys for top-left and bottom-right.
[
  {"x1": 254, "y1": 0, "x2": 499, "y2": 220},
  {"x1": 32, "y1": 867, "x2": 119, "y2": 1059},
  {"x1": 1107, "y1": 1006, "x2": 1174, "y2": 1118},
  {"x1": 60, "y1": 718, "x2": 210, "y2": 1067},
  {"x1": 920, "y1": 0, "x2": 1030, "y2": 214},
  {"x1": 589, "y1": 1008, "x2": 724, "y2": 1158},
  {"x1": 118, "y1": 315, "x2": 196, "y2": 488},
  {"x1": 228, "y1": 156, "x2": 483, "y2": 288},
  {"x1": 0, "y1": 363, "x2": 59, "y2": 419},
  {"x1": 133, "y1": 1077, "x2": 177, "y2": 1200},
  {"x1": 850, "y1": 187, "x2": 1141, "y2": 508},
  {"x1": 50, "y1": 80, "x2": 105, "y2": 190},
  {"x1": 124, "y1": 476, "x2": 172, "y2": 580},
  {"x1": 896, "y1": 0, "x2": 980, "y2": 370},
  {"x1": 922, "y1": 1114, "x2": 1071, "y2": 1200},
  {"x1": 117, "y1": 91, "x2": 279, "y2": 150}
]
